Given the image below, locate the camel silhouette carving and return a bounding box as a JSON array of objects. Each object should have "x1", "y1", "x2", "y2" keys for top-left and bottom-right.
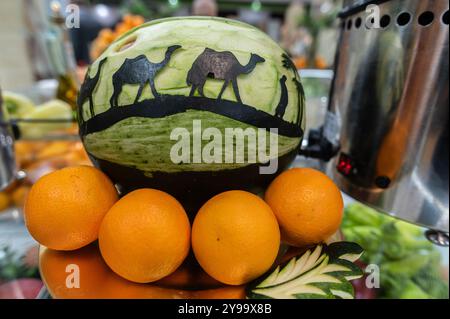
[
  {"x1": 187, "y1": 48, "x2": 265, "y2": 104},
  {"x1": 110, "y1": 45, "x2": 181, "y2": 107},
  {"x1": 78, "y1": 58, "x2": 107, "y2": 117}
]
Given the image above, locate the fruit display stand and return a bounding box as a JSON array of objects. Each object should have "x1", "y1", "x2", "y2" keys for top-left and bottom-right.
[{"x1": 1, "y1": 16, "x2": 448, "y2": 298}]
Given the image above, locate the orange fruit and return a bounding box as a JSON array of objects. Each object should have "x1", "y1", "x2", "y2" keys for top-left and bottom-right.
[
  {"x1": 24, "y1": 166, "x2": 118, "y2": 251},
  {"x1": 98, "y1": 189, "x2": 191, "y2": 283},
  {"x1": 0, "y1": 192, "x2": 10, "y2": 211},
  {"x1": 192, "y1": 190, "x2": 280, "y2": 286},
  {"x1": 39, "y1": 243, "x2": 190, "y2": 299},
  {"x1": 36, "y1": 141, "x2": 71, "y2": 161},
  {"x1": 265, "y1": 168, "x2": 343, "y2": 247}
]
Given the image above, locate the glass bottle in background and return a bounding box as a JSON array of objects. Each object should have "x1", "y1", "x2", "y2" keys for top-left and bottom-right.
[
  {"x1": 281, "y1": 0, "x2": 312, "y2": 68},
  {"x1": 47, "y1": 1, "x2": 79, "y2": 109},
  {"x1": 310, "y1": 0, "x2": 341, "y2": 69},
  {"x1": 0, "y1": 87, "x2": 17, "y2": 191},
  {"x1": 281, "y1": 0, "x2": 341, "y2": 69}
]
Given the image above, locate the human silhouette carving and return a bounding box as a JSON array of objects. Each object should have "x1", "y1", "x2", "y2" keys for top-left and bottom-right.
[
  {"x1": 187, "y1": 48, "x2": 265, "y2": 104},
  {"x1": 275, "y1": 76, "x2": 288, "y2": 118},
  {"x1": 110, "y1": 45, "x2": 181, "y2": 107},
  {"x1": 78, "y1": 58, "x2": 107, "y2": 117}
]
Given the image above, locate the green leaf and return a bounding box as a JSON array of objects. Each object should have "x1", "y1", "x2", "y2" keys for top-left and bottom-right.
[{"x1": 248, "y1": 242, "x2": 364, "y2": 299}]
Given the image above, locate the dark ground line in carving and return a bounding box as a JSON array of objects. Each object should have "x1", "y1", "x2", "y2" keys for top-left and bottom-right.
[{"x1": 79, "y1": 95, "x2": 303, "y2": 138}]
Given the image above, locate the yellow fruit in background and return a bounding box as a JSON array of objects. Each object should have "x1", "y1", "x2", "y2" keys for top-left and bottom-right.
[
  {"x1": 265, "y1": 168, "x2": 344, "y2": 247},
  {"x1": 192, "y1": 190, "x2": 280, "y2": 286},
  {"x1": 35, "y1": 141, "x2": 71, "y2": 161},
  {"x1": 90, "y1": 15, "x2": 145, "y2": 60},
  {"x1": 18, "y1": 99, "x2": 72, "y2": 139},
  {"x1": 24, "y1": 166, "x2": 118, "y2": 250},
  {"x1": 99, "y1": 189, "x2": 191, "y2": 283},
  {"x1": 2, "y1": 91, "x2": 35, "y2": 119}
]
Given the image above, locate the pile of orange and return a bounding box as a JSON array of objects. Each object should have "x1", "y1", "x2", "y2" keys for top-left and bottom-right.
[{"x1": 24, "y1": 165, "x2": 343, "y2": 297}]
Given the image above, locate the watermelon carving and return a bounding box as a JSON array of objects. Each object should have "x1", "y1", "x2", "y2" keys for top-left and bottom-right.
[{"x1": 78, "y1": 17, "x2": 305, "y2": 211}]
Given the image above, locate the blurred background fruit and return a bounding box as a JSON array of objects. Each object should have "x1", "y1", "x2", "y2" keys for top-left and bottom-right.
[
  {"x1": 0, "y1": 192, "x2": 10, "y2": 212},
  {"x1": 157, "y1": 255, "x2": 222, "y2": 290},
  {"x1": 90, "y1": 14, "x2": 145, "y2": 60},
  {"x1": 17, "y1": 99, "x2": 73, "y2": 139},
  {"x1": 265, "y1": 168, "x2": 343, "y2": 247},
  {"x1": 192, "y1": 190, "x2": 280, "y2": 286},
  {"x1": 1, "y1": 91, "x2": 35, "y2": 119},
  {"x1": 1, "y1": 91, "x2": 74, "y2": 139}
]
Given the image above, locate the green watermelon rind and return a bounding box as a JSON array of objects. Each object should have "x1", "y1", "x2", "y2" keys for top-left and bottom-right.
[{"x1": 84, "y1": 111, "x2": 301, "y2": 175}]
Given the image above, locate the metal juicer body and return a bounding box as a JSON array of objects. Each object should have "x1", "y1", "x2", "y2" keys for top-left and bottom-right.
[{"x1": 327, "y1": 0, "x2": 449, "y2": 238}]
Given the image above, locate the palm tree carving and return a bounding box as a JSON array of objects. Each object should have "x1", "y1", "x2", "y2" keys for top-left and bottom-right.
[
  {"x1": 110, "y1": 45, "x2": 181, "y2": 107},
  {"x1": 187, "y1": 48, "x2": 265, "y2": 104},
  {"x1": 78, "y1": 58, "x2": 107, "y2": 117},
  {"x1": 282, "y1": 53, "x2": 305, "y2": 126}
]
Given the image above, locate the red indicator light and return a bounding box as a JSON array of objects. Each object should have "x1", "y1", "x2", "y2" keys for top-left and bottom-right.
[{"x1": 337, "y1": 154, "x2": 354, "y2": 176}]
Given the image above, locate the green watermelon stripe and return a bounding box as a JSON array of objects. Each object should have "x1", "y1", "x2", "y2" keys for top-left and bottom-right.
[{"x1": 84, "y1": 111, "x2": 300, "y2": 175}]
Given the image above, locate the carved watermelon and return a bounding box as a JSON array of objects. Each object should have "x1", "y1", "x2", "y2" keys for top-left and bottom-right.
[{"x1": 78, "y1": 17, "x2": 305, "y2": 211}]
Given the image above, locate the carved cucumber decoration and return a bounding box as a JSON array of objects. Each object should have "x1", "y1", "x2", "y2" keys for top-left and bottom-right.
[
  {"x1": 77, "y1": 17, "x2": 305, "y2": 209},
  {"x1": 248, "y1": 242, "x2": 364, "y2": 299}
]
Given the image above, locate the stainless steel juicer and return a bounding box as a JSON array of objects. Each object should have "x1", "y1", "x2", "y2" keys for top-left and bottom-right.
[{"x1": 325, "y1": 0, "x2": 449, "y2": 244}]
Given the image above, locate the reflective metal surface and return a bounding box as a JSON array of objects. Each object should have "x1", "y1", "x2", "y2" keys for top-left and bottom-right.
[
  {"x1": 0, "y1": 88, "x2": 16, "y2": 191},
  {"x1": 327, "y1": 0, "x2": 449, "y2": 232}
]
